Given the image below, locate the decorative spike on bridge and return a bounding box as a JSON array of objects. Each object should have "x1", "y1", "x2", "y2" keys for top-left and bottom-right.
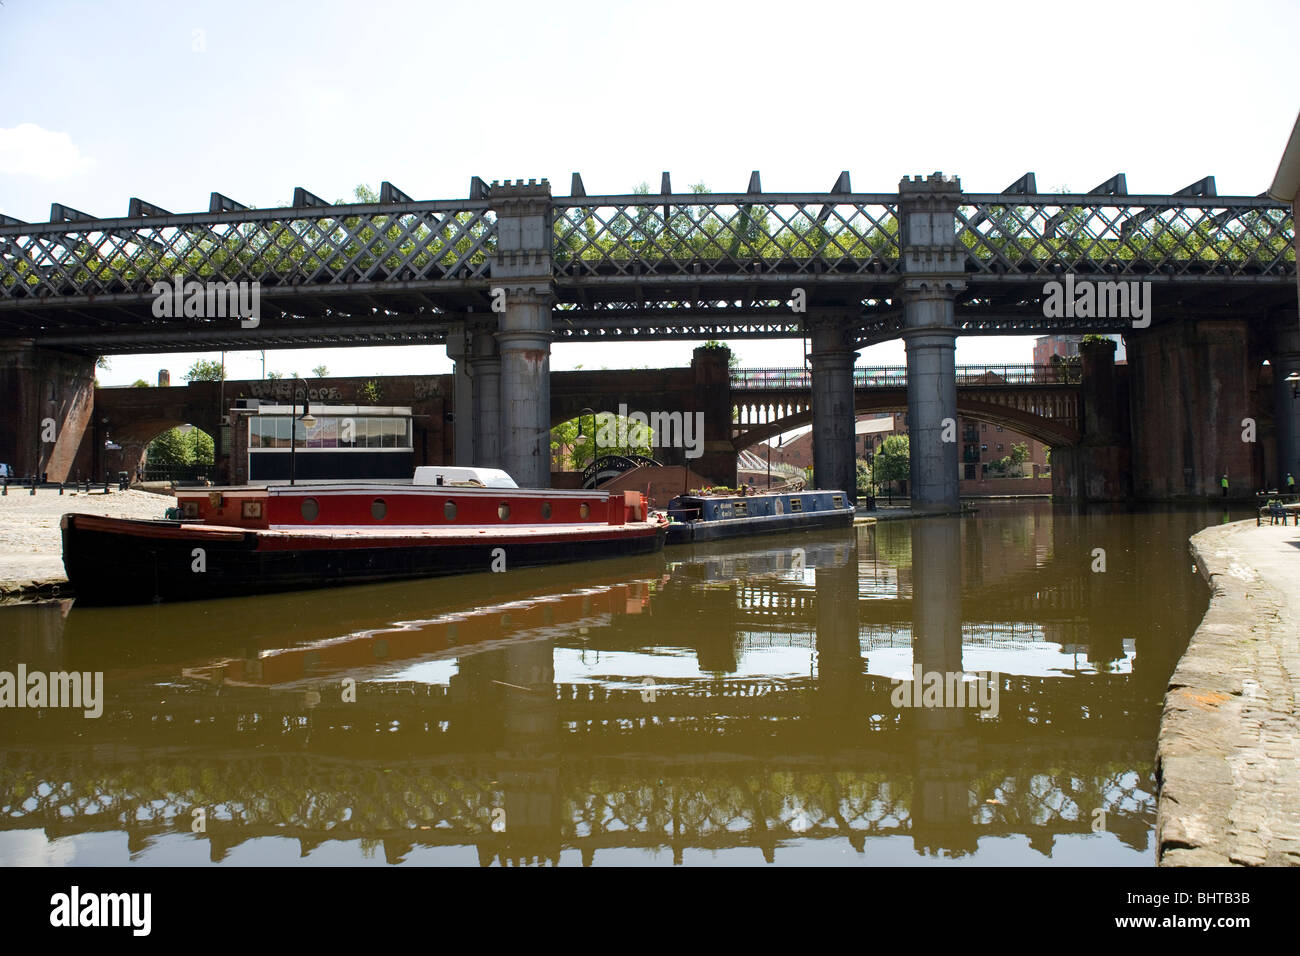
[
  {"x1": 380, "y1": 181, "x2": 414, "y2": 204},
  {"x1": 127, "y1": 198, "x2": 171, "y2": 218},
  {"x1": 292, "y1": 187, "x2": 329, "y2": 208}
]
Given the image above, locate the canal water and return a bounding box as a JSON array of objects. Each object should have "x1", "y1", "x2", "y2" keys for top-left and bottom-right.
[{"x1": 0, "y1": 501, "x2": 1245, "y2": 866}]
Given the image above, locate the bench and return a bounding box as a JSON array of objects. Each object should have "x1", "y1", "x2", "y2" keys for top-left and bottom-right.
[{"x1": 1257, "y1": 501, "x2": 1294, "y2": 526}]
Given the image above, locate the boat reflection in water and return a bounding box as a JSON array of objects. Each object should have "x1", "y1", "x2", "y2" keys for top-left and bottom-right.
[{"x1": 0, "y1": 502, "x2": 1212, "y2": 866}]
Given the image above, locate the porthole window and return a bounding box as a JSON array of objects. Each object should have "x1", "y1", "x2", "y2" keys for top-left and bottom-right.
[
  {"x1": 541, "y1": 502, "x2": 552, "y2": 520},
  {"x1": 301, "y1": 497, "x2": 319, "y2": 522},
  {"x1": 580, "y1": 502, "x2": 590, "y2": 519},
  {"x1": 371, "y1": 498, "x2": 387, "y2": 521},
  {"x1": 444, "y1": 500, "x2": 457, "y2": 521},
  {"x1": 498, "y1": 503, "x2": 511, "y2": 521}
]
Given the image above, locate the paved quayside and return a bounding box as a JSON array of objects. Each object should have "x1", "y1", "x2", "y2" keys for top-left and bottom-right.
[
  {"x1": 1157, "y1": 520, "x2": 1300, "y2": 865},
  {"x1": 0, "y1": 488, "x2": 172, "y2": 601}
]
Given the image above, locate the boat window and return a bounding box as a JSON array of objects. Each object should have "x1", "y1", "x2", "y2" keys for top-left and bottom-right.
[
  {"x1": 733, "y1": 501, "x2": 747, "y2": 517},
  {"x1": 775, "y1": 499, "x2": 783, "y2": 515},
  {"x1": 371, "y1": 498, "x2": 387, "y2": 521},
  {"x1": 181, "y1": 501, "x2": 199, "y2": 519},
  {"x1": 790, "y1": 497, "x2": 803, "y2": 513},
  {"x1": 580, "y1": 503, "x2": 590, "y2": 519},
  {"x1": 444, "y1": 500, "x2": 457, "y2": 521},
  {"x1": 301, "y1": 497, "x2": 319, "y2": 522},
  {"x1": 541, "y1": 502, "x2": 552, "y2": 520},
  {"x1": 498, "y1": 503, "x2": 511, "y2": 521},
  {"x1": 833, "y1": 494, "x2": 844, "y2": 508},
  {"x1": 241, "y1": 500, "x2": 263, "y2": 519}
]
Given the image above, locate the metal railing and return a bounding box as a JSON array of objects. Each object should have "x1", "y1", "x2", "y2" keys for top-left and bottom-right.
[{"x1": 730, "y1": 364, "x2": 1082, "y2": 390}]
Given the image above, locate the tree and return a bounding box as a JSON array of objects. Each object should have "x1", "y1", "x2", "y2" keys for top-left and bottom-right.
[
  {"x1": 550, "y1": 414, "x2": 655, "y2": 471},
  {"x1": 145, "y1": 427, "x2": 190, "y2": 466},
  {"x1": 267, "y1": 371, "x2": 284, "y2": 380},
  {"x1": 873, "y1": 435, "x2": 910, "y2": 491},
  {"x1": 187, "y1": 428, "x2": 215, "y2": 465},
  {"x1": 701, "y1": 339, "x2": 740, "y2": 370},
  {"x1": 359, "y1": 380, "x2": 382, "y2": 403},
  {"x1": 184, "y1": 359, "x2": 226, "y2": 382},
  {"x1": 130, "y1": 379, "x2": 151, "y2": 388},
  {"x1": 1010, "y1": 442, "x2": 1030, "y2": 465},
  {"x1": 311, "y1": 365, "x2": 329, "y2": 378}
]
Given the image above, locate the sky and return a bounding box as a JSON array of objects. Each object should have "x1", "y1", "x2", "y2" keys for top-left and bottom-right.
[{"x1": 1, "y1": 0, "x2": 1297, "y2": 386}]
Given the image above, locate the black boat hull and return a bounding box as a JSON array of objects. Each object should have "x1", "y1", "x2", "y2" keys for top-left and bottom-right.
[{"x1": 62, "y1": 515, "x2": 667, "y2": 605}]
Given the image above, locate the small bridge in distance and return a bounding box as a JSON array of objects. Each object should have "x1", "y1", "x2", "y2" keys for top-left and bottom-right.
[{"x1": 730, "y1": 363, "x2": 1082, "y2": 450}]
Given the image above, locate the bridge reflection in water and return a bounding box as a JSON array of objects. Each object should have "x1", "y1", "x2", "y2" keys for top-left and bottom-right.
[{"x1": 0, "y1": 502, "x2": 1217, "y2": 866}]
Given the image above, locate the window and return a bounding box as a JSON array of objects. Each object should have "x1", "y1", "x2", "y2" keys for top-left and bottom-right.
[
  {"x1": 790, "y1": 497, "x2": 803, "y2": 513},
  {"x1": 997, "y1": 443, "x2": 1004, "y2": 452},
  {"x1": 832, "y1": 494, "x2": 844, "y2": 508},
  {"x1": 580, "y1": 503, "x2": 590, "y2": 519},
  {"x1": 981, "y1": 444, "x2": 988, "y2": 451},
  {"x1": 444, "y1": 500, "x2": 457, "y2": 520},
  {"x1": 540, "y1": 502, "x2": 552, "y2": 520},
  {"x1": 498, "y1": 503, "x2": 511, "y2": 521},
  {"x1": 301, "y1": 498, "x2": 319, "y2": 522},
  {"x1": 981, "y1": 424, "x2": 987, "y2": 432},
  {"x1": 996, "y1": 426, "x2": 1003, "y2": 432},
  {"x1": 371, "y1": 498, "x2": 387, "y2": 520},
  {"x1": 733, "y1": 501, "x2": 747, "y2": 517}
]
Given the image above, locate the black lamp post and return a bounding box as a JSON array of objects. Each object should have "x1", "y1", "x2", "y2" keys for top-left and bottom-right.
[
  {"x1": 288, "y1": 378, "x2": 317, "y2": 486},
  {"x1": 574, "y1": 406, "x2": 595, "y2": 468}
]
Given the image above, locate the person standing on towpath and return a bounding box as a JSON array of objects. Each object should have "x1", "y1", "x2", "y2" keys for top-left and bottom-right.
[{"x1": 1221, "y1": 473, "x2": 1229, "y2": 498}]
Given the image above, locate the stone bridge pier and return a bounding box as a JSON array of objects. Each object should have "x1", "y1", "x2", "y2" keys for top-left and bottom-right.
[
  {"x1": 807, "y1": 312, "x2": 858, "y2": 496},
  {"x1": 899, "y1": 175, "x2": 965, "y2": 513},
  {"x1": 0, "y1": 339, "x2": 95, "y2": 481}
]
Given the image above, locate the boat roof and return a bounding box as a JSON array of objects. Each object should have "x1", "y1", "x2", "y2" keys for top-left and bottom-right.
[{"x1": 413, "y1": 466, "x2": 518, "y2": 488}]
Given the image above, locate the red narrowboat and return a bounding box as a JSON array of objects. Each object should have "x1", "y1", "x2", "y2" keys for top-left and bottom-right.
[{"x1": 61, "y1": 467, "x2": 668, "y2": 605}]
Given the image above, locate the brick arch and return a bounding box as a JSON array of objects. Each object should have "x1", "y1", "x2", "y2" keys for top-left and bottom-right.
[{"x1": 731, "y1": 394, "x2": 1081, "y2": 451}]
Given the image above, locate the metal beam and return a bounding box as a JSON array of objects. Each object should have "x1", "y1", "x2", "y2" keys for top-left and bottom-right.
[
  {"x1": 292, "y1": 187, "x2": 329, "y2": 208},
  {"x1": 570, "y1": 173, "x2": 585, "y2": 198},
  {"x1": 128, "y1": 198, "x2": 172, "y2": 218},
  {"x1": 49, "y1": 203, "x2": 96, "y2": 223},
  {"x1": 380, "y1": 181, "x2": 414, "y2": 204},
  {"x1": 209, "y1": 192, "x2": 247, "y2": 213}
]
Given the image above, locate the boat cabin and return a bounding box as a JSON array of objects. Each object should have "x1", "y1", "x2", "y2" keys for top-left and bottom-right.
[{"x1": 666, "y1": 490, "x2": 850, "y2": 523}]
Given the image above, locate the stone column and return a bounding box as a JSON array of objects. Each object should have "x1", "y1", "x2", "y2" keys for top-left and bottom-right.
[
  {"x1": 445, "y1": 321, "x2": 475, "y2": 466},
  {"x1": 0, "y1": 339, "x2": 95, "y2": 482},
  {"x1": 491, "y1": 180, "x2": 554, "y2": 489},
  {"x1": 468, "y1": 323, "x2": 501, "y2": 469},
  {"x1": 897, "y1": 175, "x2": 966, "y2": 513},
  {"x1": 1273, "y1": 324, "x2": 1300, "y2": 489},
  {"x1": 690, "y1": 344, "x2": 737, "y2": 487},
  {"x1": 807, "y1": 312, "x2": 858, "y2": 494}
]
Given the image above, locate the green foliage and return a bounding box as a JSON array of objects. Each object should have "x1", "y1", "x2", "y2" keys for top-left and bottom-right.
[
  {"x1": 187, "y1": 428, "x2": 214, "y2": 464},
  {"x1": 266, "y1": 371, "x2": 284, "y2": 380},
  {"x1": 550, "y1": 414, "x2": 654, "y2": 471},
  {"x1": 856, "y1": 458, "x2": 873, "y2": 488},
  {"x1": 1081, "y1": 333, "x2": 1114, "y2": 346},
  {"x1": 130, "y1": 379, "x2": 151, "y2": 388},
  {"x1": 95, "y1": 356, "x2": 110, "y2": 370},
  {"x1": 146, "y1": 428, "x2": 190, "y2": 465},
  {"x1": 1009, "y1": 442, "x2": 1030, "y2": 465},
  {"x1": 184, "y1": 359, "x2": 226, "y2": 382},
  {"x1": 874, "y1": 435, "x2": 910, "y2": 486},
  {"x1": 311, "y1": 365, "x2": 329, "y2": 378},
  {"x1": 147, "y1": 426, "x2": 214, "y2": 466},
  {"x1": 359, "y1": 380, "x2": 382, "y2": 403}
]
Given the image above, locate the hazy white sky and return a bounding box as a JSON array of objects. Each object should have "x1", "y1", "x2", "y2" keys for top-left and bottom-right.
[{"x1": 2, "y1": 0, "x2": 1296, "y2": 385}]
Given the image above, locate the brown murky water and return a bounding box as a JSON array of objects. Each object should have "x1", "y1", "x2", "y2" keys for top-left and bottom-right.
[{"x1": 0, "y1": 501, "x2": 1244, "y2": 866}]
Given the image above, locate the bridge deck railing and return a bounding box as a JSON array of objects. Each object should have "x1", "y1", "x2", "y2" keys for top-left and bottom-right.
[
  {"x1": 730, "y1": 364, "x2": 1082, "y2": 390},
  {"x1": 0, "y1": 200, "x2": 496, "y2": 300}
]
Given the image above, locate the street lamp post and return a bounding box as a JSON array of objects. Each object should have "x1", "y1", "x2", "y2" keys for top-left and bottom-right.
[
  {"x1": 574, "y1": 406, "x2": 595, "y2": 470},
  {"x1": 288, "y1": 378, "x2": 317, "y2": 486}
]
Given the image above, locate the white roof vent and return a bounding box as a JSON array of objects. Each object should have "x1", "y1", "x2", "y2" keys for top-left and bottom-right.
[{"x1": 413, "y1": 466, "x2": 518, "y2": 488}]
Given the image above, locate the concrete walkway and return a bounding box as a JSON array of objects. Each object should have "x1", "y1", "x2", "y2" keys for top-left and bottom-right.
[
  {"x1": 0, "y1": 488, "x2": 172, "y2": 600},
  {"x1": 1157, "y1": 520, "x2": 1300, "y2": 866}
]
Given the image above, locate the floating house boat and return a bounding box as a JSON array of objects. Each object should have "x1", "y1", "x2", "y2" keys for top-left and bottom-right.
[
  {"x1": 62, "y1": 467, "x2": 667, "y2": 605},
  {"x1": 663, "y1": 489, "x2": 855, "y2": 545}
]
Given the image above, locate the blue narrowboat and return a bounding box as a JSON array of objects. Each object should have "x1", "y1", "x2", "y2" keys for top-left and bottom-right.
[{"x1": 663, "y1": 489, "x2": 855, "y2": 545}]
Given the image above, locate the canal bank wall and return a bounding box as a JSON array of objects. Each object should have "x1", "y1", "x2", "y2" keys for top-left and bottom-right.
[{"x1": 1156, "y1": 520, "x2": 1300, "y2": 866}]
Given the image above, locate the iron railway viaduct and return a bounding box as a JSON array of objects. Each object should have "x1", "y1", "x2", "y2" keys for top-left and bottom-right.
[{"x1": 1, "y1": 171, "x2": 1296, "y2": 507}]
